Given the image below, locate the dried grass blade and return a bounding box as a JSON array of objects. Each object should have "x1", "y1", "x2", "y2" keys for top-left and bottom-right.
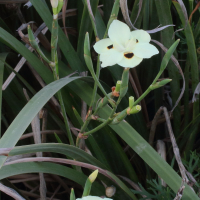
[
  {"x1": 163, "y1": 107, "x2": 189, "y2": 183},
  {"x1": 0, "y1": 183, "x2": 25, "y2": 200},
  {"x1": 156, "y1": 140, "x2": 167, "y2": 187},
  {"x1": 62, "y1": 0, "x2": 68, "y2": 37},
  {"x1": 23, "y1": 90, "x2": 47, "y2": 200},
  {"x1": 149, "y1": 107, "x2": 163, "y2": 146},
  {"x1": 174, "y1": 181, "x2": 185, "y2": 200},
  {"x1": 2, "y1": 23, "x2": 48, "y2": 90},
  {"x1": 120, "y1": 0, "x2": 174, "y2": 33},
  {"x1": 192, "y1": 82, "x2": 200, "y2": 102},
  {"x1": 176, "y1": 0, "x2": 188, "y2": 24},
  {"x1": 189, "y1": 1, "x2": 200, "y2": 23},
  {"x1": 120, "y1": 0, "x2": 137, "y2": 29},
  {"x1": 133, "y1": 0, "x2": 143, "y2": 26}
]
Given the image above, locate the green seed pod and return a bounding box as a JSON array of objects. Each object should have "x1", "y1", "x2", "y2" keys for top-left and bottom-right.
[
  {"x1": 150, "y1": 79, "x2": 172, "y2": 90},
  {"x1": 120, "y1": 68, "x2": 129, "y2": 98}
]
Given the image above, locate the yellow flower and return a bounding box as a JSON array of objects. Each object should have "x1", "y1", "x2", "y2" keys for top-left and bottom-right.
[{"x1": 94, "y1": 20, "x2": 159, "y2": 68}]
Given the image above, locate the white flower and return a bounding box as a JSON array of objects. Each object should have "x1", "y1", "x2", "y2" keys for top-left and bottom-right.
[
  {"x1": 76, "y1": 196, "x2": 112, "y2": 200},
  {"x1": 93, "y1": 20, "x2": 159, "y2": 68},
  {"x1": 50, "y1": 0, "x2": 58, "y2": 8}
]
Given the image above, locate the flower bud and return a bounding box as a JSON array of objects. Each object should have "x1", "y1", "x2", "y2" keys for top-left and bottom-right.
[
  {"x1": 115, "y1": 81, "x2": 122, "y2": 92},
  {"x1": 120, "y1": 68, "x2": 129, "y2": 98},
  {"x1": 129, "y1": 96, "x2": 134, "y2": 108},
  {"x1": 50, "y1": 0, "x2": 58, "y2": 8},
  {"x1": 150, "y1": 79, "x2": 172, "y2": 90},
  {"x1": 106, "y1": 186, "x2": 116, "y2": 197},
  {"x1": 89, "y1": 169, "x2": 98, "y2": 183},
  {"x1": 57, "y1": 0, "x2": 64, "y2": 13},
  {"x1": 70, "y1": 188, "x2": 75, "y2": 200},
  {"x1": 127, "y1": 105, "x2": 141, "y2": 115}
]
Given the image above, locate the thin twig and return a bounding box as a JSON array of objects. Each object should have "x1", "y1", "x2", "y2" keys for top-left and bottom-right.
[
  {"x1": 62, "y1": 0, "x2": 69, "y2": 38},
  {"x1": 20, "y1": 130, "x2": 63, "y2": 140},
  {"x1": 174, "y1": 180, "x2": 185, "y2": 200},
  {"x1": 2, "y1": 23, "x2": 48, "y2": 90},
  {"x1": 0, "y1": 183, "x2": 25, "y2": 200},
  {"x1": 149, "y1": 107, "x2": 163, "y2": 146},
  {"x1": 50, "y1": 184, "x2": 61, "y2": 200},
  {"x1": 163, "y1": 107, "x2": 189, "y2": 183}
]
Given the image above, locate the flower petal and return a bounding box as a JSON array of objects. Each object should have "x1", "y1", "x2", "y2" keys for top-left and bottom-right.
[
  {"x1": 131, "y1": 30, "x2": 151, "y2": 43},
  {"x1": 133, "y1": 43, "x2": 159, "y2": 58},
  {"x1": 108, "y1": 20, "x2": 131, "y2": 47},
  {"x1": 93, "y1": 38, "x2": 113, "y2": 54},
  {"x1": 117, "y1": 54, "x2": 143, "y2": 68},
  {"x1": 100, "y1": 49, "x2": 123, "y2": 68}
]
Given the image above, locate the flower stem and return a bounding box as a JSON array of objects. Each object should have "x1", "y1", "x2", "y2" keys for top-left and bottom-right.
[{"x1": 51, "y1": 15, "x2": 74, "y2": 146}]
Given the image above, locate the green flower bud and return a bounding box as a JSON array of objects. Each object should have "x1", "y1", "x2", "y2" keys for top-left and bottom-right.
[
  {"x1": 120, "y1": 68, "x2": 129, "y2": 98},
  {"x1": 89, "y1": 169, "x2": 98, "y2": 183},
  {"x1": 128, "y1": 105, "x2": 141, "y2": 115},
  {"x1": 115, "y1": 81, "x2": 122, "y2": 92},
  {"x1": 129, "y1": 96, "x2": 134, "y2": 108},
  {"x1": 82, "y1": 170, "x2": 98, "y2": 197},
  {"x1": 150, "y1": 79, "x2": 172, "y2": 90},
  {"x1": 70, "y1": 188, "x2": 75, "y2": 200}
]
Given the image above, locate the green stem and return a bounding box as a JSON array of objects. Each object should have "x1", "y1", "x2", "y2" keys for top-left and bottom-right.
[
  {"x1": 83, "y1": 118, "x2": 113, "y2": 136},
  {"x1": 82, "y1": 96, "x2": 122, "y2": 137},
  {"x1": 51, "y1": 16, "x2": 74, "y2": 146},
  {"x1": 133, "y1": 73, "x2": 161, "y2": 106}
]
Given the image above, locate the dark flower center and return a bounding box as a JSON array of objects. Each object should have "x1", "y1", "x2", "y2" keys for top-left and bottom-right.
[
  {"x1": 136, "y1": 39, "x2": 139, "y2": 43},
  {"x1": 107, "y1": 45, "x2": 113, "y2": 49},
  {"x1": 124, "y1": 53, "x2": 134, "y2": 59}
]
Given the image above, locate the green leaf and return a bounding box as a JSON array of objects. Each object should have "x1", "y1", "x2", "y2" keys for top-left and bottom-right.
[
  {"x1": 0, "y1": 162, "x2": 104, "y2": 196},
  {"x1": 173, "y1": 1, "x2": 199, "y2": 156},
  {"x1": 0, "y1": 53, "x2": 9, "y2": 137},
  {"x1": 68, "y1": 81, "x2": 199, "y2": 200},
  {"x1": 0, "y1": 76, "x2": 81, "y2": 149},
  {"x1": 159, "y1": 39, "x2": 180, "y2": 73},
  {"x1": 155, "y1": 0, "x2": 181, "y2": 136},
  {"x1": 9, "y1": 143, "x2": 107, "y2": 169}
]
